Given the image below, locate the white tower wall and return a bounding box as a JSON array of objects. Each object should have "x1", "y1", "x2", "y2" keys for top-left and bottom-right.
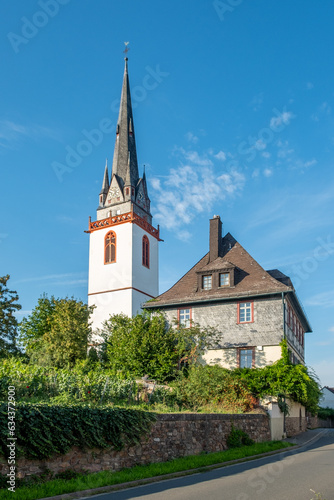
[{"x1": 88, "y1": 222, "x2": 159, "y2": 334}]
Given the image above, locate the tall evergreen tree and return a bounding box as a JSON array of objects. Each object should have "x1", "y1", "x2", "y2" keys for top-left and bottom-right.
[{"x1": 0, "y1": 275, "x2": 21, "y2": 356}]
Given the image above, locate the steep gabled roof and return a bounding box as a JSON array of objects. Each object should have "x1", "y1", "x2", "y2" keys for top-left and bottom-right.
[{"x1": 145, "y1": 232, "x2": 293, "y2": 308}]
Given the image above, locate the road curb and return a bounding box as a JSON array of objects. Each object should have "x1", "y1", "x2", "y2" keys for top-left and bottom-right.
[{"x1": 41, "y1": 430, "x2": 329, "y2": 500}]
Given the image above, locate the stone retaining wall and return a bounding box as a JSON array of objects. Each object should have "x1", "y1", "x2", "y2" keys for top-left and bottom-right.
[
  {"x1": 308, "y1": 415, "x2": 334, "y2": 429},
  {"x1": 0, "y1": 413, "x2": 271, "y2": 479},
  {"x1": 285, "y1": 416, "x2": 307, "y2": 436}
]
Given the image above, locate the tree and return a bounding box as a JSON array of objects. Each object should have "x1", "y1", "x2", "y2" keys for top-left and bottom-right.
[
  {"x1": 19, "y1": 294, "x2": 55, "y2": 356},
  {"x1": 19, "y1": 295, "x2": 94, "y2": 367},
  {"x1": 101, "y1": 312, "x2": 219, "y2": 382},
  {"x1": 0, "y1": 275, "x2": 21, "y2": 356}
]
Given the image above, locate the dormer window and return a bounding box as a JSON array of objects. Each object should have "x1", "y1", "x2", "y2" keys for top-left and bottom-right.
[
  {"x1": 219, "y1": 273, "x2": 230, "y2": 287},
  {"x1": 202, "y1": 275, "x2": 212, "y2": 290}
]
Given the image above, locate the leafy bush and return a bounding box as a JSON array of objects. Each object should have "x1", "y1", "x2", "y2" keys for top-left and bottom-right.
[
  {"x1": 0, "y1": 402, "x2": 156, "y2": 459},
  {"x1": 0, "y1": 358, "x2": 136, "y2": 405},
  {"x1": 317, "y1": 407, "x2": 334, "y2": 420},
  {"x1": 227, "y1": 424, "x2": 254, "y2": 448},
  {"x1": 101, "y1": 312, "x2": 219, "y2": 382},
  {"x1": 234, "y1": 341, "x2": 321, "y2": 414},
  {"x1": 171, "y1": 365, "x2": 257, "y2": 412}
]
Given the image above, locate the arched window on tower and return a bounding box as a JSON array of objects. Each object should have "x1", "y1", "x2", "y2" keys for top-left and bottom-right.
[
  {"x1": 105, "y1": 231, "x2": 116, "y2": 264},
  {"x1": 142, "y1": 235, "x2": 149, "y2": 268}
]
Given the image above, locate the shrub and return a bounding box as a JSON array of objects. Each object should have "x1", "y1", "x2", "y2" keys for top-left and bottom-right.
[
  {"x1": 171, "y1": 365, "x2": 256, "y2": 412},
  {"x1": 227, "y1": 424, "x2": 254, "y2": 448}
]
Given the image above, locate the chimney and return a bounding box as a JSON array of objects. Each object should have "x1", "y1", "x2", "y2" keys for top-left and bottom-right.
[{"x1": 209, "y1": 215, "x2": 222, "y2": 262}]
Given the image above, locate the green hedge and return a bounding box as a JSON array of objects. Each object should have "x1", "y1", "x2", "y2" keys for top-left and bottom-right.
[
  {"x1": 0, "y1": 403, "x2": 156, "y2": 460},
  {"x1": 0, "y1": 358, "x2": 136, "y2": 404}
]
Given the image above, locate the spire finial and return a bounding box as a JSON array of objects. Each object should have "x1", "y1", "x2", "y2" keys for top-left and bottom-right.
[{"x1": 123, "y1": 41, "x2": 130, "y2": 60}]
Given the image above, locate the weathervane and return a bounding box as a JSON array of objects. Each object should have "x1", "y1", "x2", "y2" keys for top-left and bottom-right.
[{"x1": 123, "y1": 41, "x2": 130, "y2": 57}]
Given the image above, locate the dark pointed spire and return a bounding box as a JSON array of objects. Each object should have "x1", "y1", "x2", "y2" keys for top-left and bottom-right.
[
  {"x1": 100, "y1": 159, "x2": 109, "y2": 194},
  {"x1": 142, "y1": 165, "x2": 148, "y2": 197},
  {"x1": 111, "y1": 58, "x2": 139, "y2": 188}
]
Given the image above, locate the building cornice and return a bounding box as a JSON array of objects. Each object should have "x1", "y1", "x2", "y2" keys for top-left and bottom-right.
[{"x1": 85, "y1": 210, "x2": 162, "y2": 240}]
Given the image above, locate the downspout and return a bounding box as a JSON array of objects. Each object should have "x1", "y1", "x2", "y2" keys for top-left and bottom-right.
[
  {"x1": 282, "y1": 292, "x2": 286, "y2": 340},
  {"x1": 282, "y1": 291, "x2": 287, "y2": 436}
]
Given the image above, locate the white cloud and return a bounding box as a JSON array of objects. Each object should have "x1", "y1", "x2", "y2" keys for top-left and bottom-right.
[
  {"x1": 263, "y1": 168, "x2": 273, "y2": 177},
  {"x1": 177, "y1": 230, "x2": 192, "y2": 242},
  {"x1": 303, "y1": 159, "x2": 317, "y2": 169},
  {"x1": 276, "y1": 140, "x2": 294, "y2": 159},
  {"x1": 214, "y1": 150, "x2": 226, "y2": 161},
  {"x1": 329, "y1": 326, "x2": 334, "y2": 333},
  {"x1": 184, "y1": 150, "x2": 213, "y2": 167},
  {"x1": 262, "y1": 151, "x2": 271, "y2": 159},
  {"x1": 305, "y1": 290, "x2": 334, "y2": 308},
  {"x1": 151, "y1": 178, "x2": 161, "y2": 190},
  {"x1": 253, "y1": 139, "x2": 266, "y2": 151},
  {"x1": 312, "y1": 102, "x2": 331, "y2": 122},
  {"x1": 12, "y1": 273, "x2": 87, "y2": 287},
  {"x1": 151, "y1": 149, "x2": 245, "y2": 238},
  {"x1": 270, "y1": 111, "x2": 294, "y2": 129},
  {"x1": 0, "y1": 119, "x2": 59, "y2": 148},
  {"x1": 185, "y1": 132, "x2": 198, "y2": 144},
  {"x1": 249, "y1": 92, "x2": 264, "y2": 111},
  {"x1": 306, "y1": 82, "x2": 314, "y2": 90},
  {"x1": 15, "y1": 310, "x2": 33, "y2": 317}
]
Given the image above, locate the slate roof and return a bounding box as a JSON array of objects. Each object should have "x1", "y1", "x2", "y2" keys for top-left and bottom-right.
[
  {"x1": 323, "y1": 387, "x2": 334, "y2": 395},
  {"x1": 111, "y1": 58, "x2": 139, "y2": 188},
  {"x1": 145, "y1": 232, "x2": 293, "y2": 308}
]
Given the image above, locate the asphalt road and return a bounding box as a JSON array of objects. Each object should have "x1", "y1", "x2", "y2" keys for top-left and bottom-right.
[{"x1": 83, "y1": 430, "x2": 334, "y2": 500}]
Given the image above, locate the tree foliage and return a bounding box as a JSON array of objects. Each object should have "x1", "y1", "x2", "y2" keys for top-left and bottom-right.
[
  {"x1": 0, "y1": 275, "x2": 21, "y2": 357},
  {"x1": 235, "y1": 340, "x2": 321, "y2": 414},
  {"x1": 171, "y1": 365, "x2": 257, "y2": 412},
  {"x1": 19, "y1": 295, "x2": 94, "y2": 367},
  {"x1": 101, "y1": 312, "x2": 219, "y2": 382}
]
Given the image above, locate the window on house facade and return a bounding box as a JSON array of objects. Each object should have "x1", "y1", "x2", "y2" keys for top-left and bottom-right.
[
  {"x1": 219, "y1": 273, "x2": 230, "y2": 287},
  {"x1": 238, "y1": 348, "x2": 254, "y2": 368},
  {"x1": 202, "y1": 275, "x2": 212, "y2": 290},
  {"x1": 238, "y1": 302, "x2": 253, "y2": 323},
  {"x1": 104, "y1": 231, "x2": 116, "y2": 264},
  {"x1": 142, "y1": 235, "x2": 149, "y2": 268},
  {"x1": 179, "y1": 308, "x2": 191, "y2": 328}
]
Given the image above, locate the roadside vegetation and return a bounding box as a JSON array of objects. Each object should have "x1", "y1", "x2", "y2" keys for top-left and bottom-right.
[
  {"x1": 0, "y1": 440, "x2": 292, "y2": 500},
  {"x1": 0, "y1": 275, "x2": 323, "y2": 495}
]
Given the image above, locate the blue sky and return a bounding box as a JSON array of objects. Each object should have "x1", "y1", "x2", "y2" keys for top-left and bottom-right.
[{"x1": 1, "y1": 0, "x2": 334, "y2": 385}]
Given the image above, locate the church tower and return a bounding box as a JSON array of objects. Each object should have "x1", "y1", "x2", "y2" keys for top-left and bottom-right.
[{"x1": 87, "y1": 57, "x2": 160, "y2": 332}]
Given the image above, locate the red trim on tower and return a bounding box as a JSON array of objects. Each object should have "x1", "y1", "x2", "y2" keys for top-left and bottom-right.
[{"x1": 85, "y1": 211, "x2": 162, "y2": 240}]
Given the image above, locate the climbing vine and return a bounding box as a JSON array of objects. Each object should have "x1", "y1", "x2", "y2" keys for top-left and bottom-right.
[{"x1": 0, "y1": 402, "x2": 156, "y2": 460}]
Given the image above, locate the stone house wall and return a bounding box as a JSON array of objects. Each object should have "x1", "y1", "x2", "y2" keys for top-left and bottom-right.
[
  {"x1": 162, "y1": 296, "x2": 284, "y2": 369},
  {"x1": 0, "y1": 413, "x2": 271, "y2": 479}
]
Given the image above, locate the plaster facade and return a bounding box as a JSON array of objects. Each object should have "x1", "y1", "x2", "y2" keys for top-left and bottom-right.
[{"x1": 88, "y1": 222, "x2": 158, "y2": 331}]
